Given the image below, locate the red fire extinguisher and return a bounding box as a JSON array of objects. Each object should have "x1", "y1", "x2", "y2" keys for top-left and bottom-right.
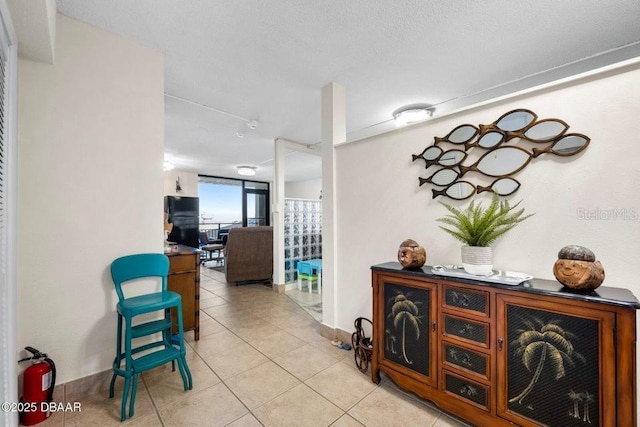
[{"x1": 18, "y1": 347, "x2": 56, "y2": 426}]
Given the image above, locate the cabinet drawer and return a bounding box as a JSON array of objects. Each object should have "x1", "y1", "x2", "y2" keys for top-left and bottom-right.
[
  {"x1": 443, "y1": 285, "x2": 489, "y2": 317},
  {"x1": 169, "y1": 254, "x2": 196, "y2": 273},
  {"x1": 443, "y1": 314, "x2": 489, "y2": 347},
  {"x1": 443, "y1": 371, "x2": 489, "y2": 410},
  {"x1": 443, "y1": 342, "x2": 489, "y2": 379}
]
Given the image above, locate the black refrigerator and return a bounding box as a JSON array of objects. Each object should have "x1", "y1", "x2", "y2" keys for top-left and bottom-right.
[{"x1": 165, "y1": 196, "x2": 199, "y2": 248}]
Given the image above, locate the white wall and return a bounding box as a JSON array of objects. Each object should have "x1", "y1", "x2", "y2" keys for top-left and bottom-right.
[
  {"x1": 334, "y1": 64, "x2": 640, "y2": 406},
  {"x1": 17, "y1": 14, "x2": 164, "y2": 384},
  {"x1": 285, "y1": 178, "x2": 322, "y2": 200},
  {"x1": 163, "y1": 170, "x2": 198, "y2": 197}
]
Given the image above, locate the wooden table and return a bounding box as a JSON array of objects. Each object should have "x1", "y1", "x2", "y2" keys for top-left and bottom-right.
[{"x1": 165, "y1": 245, "x2": 200, "y2": 340}]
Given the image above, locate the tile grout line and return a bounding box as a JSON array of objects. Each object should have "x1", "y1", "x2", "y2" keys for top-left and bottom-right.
[
  {"x1": 140, "y1": 374, "x2": 166, "y2": 427},
  {"x1": 197, "y1": 272, "x2": 462, "y2": 427},
  {"x1": 192, "y1": 278, "x2": 354, "y2": 426},
  {"x1": 185, "y1": 312, "x2": 292, "y2": 425}
]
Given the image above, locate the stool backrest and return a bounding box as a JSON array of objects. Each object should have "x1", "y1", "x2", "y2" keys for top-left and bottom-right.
[
  {"x1": 111, "y1": 253, "x2": 170, "y2": 302},
  {"x1": 297, "y1": 261, "x2": 313, "y2": 276}
]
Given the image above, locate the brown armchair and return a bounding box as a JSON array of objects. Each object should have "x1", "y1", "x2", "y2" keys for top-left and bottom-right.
[{"x1": 224, "y1": 226, "x2": 273, "y2": 284}]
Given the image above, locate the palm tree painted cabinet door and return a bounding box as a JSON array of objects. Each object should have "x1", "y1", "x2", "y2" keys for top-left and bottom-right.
[
  {"x1": 374, "y1": 275, "x2": 438, "y2": 387},
  {"x1": 496, "y1": 294, "x2": 616, "y2": 427}
]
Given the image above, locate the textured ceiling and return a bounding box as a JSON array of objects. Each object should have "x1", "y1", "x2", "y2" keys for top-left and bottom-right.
[{"x1": 55, "y1": 0, "x2": 640, "y2": 182}]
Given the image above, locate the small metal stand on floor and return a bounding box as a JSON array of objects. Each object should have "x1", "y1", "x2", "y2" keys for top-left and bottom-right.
[{"x1": 351, "y1": 317, "x2": 373, "y2": 373}]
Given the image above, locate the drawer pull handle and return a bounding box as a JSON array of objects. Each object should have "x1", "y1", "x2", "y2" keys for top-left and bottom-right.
[
  {"x1": 432, "y1": 321, "x2": 437, "y2": 332},
  {"x1": 497, "y1": 338, "x2": 504, "y2": 351}
]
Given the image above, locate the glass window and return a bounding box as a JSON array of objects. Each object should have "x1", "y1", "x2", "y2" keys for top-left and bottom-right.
[{"x1": 198, "y1": 175, "x2": 270, "y2": 238}]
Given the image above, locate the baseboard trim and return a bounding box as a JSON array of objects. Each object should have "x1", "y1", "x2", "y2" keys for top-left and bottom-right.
[
  {"x1": 64, "y1": 369, "x2": 113, "y2": 400},
  {"x1": 319, "y1": 323, "x2": 352, "y2": 346},
  {"x1": 54, "y1": 324, "x2": 347, "y2": 403}
]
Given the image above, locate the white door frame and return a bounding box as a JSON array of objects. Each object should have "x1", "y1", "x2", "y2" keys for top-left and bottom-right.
[{"x1": 0, "y1": 2, "x2": 18, "y2": 426}]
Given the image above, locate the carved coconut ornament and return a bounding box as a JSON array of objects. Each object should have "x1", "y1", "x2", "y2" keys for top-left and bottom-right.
[
  {"x1": 553, "y1": 245, "x2": 605, "y2": 291},
  {"x1": 397, "y1": 239, "x2": 427, "y2": 269}
]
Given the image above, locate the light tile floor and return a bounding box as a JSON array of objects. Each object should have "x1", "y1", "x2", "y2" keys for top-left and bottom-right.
[
  {"x1": 284, "y1": 287, "x2": 322, "y2": 323},
  {"x1": 41, "y1": 267, "x2": 469, "y2": 427}
]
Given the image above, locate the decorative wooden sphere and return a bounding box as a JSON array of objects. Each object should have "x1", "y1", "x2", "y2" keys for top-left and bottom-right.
[
  {"x1": 397, "y1": 239, "x2": 427, "y2": 269},
  {"x1": 553, "y1": 245, "x2": 605, "y2": 291}
]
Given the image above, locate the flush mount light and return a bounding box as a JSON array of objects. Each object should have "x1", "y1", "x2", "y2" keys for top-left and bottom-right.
[
  {"x1": 393, "y1": 104, "x2": 435, "y2": 126},
  {"x1": 237, "y1": 166, "x2": 256, "y2": 176}
]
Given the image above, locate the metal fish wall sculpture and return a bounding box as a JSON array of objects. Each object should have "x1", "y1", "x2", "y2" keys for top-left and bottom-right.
[{"x1": 412, "y1": 109, "x2": 590, "y2": 200}]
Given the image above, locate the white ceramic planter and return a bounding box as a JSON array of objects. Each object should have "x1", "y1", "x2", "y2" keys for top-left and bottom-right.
[{"x1": 461, "y1": 246, "x2": 493, "y2": 276}]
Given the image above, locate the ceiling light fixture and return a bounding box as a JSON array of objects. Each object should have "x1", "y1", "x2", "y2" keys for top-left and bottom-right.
[
  {"x1": 393, "y1": 104, "x2": 435, "y2": 126},
  {"x1": 237, "y1": 166, "x2": 256, "y2": 176}
]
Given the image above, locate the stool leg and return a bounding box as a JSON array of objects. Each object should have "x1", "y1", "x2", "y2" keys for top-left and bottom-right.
[
  {"x1": 110, "y1": 314, "x2": 123, "y2": 399},
  {"x1": 121, "y1": 315, "x2": 134, "y2": 421},
  {"x1": 121, "y1": 376, "x2": 130, "y2": 421},
  {"x1": 129, "y1": 373, "x2": 139, "y2": 418},
  {"x1": 162, "y1": 308, "x2": 177, "y2": 372},
  {"x1": 176, "y1": 356, "x2": 192, "y2": 391},
  {"x1": 109, "y1": 372, "x2": 117, "y2": 399},
  {"x1": 175, "y1": 302, "x2": 193, "y2": 390}
]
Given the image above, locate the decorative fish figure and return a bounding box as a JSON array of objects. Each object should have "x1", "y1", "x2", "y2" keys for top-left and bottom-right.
[
  {"x1": 476, "y1": 178, "x2": 521, "y2": 196},
  {"x1": 419, "y1": 167, "x2": 460, "y2": 187},
  {"x1": 431, "y1": 181, "x2": 475, "y2": 200},
  {"x1": 464, "y1": 130, "x2": 505, "y2": 151},
  {"x1": 532, "y1": 133, "x2": 590, "y2": 158},
  {"x1": 412, "y1": 145, "x2": 442, "y2": 165},
  {"x1": 435, "y1": 124, "x2": 479, "y2": 145},
  {"x1": 414, "y1": 147, "x2": 467, "y2": 169},
  {"x1": 522, "y1": 118, "x2": 568, "y2": 143},
  {"x1": 478, "y1": 108, "x2": 537, "y2": 134},
  {"x1": 459, "y1": 146, "x2": 532, "y2": 177}
]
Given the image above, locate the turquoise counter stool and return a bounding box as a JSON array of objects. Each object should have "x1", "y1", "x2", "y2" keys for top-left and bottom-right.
[{"x1": 109, "y1": 253, "x2": 192, "y2": 421}]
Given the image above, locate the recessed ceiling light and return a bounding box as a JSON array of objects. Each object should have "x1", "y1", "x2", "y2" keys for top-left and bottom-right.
[
  {"x1": 393, "y1": 104, "x2": 435, "y2": 126},
  {"x1": 237, "y1": 166, "x2": 256, "y2": 176}
]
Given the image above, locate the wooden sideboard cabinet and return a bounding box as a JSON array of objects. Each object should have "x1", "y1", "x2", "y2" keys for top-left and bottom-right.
[
  {"x1": 166, "y1": 245, "x2": 200, "y2": 341},
  {"x1": 371, "y1": 262, "x2": 639, "y2": 427}
]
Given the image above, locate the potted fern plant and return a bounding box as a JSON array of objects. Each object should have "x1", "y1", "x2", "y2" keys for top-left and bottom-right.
[{"x1": 437, "y1": 193, "x2": 534, "y2": 275}]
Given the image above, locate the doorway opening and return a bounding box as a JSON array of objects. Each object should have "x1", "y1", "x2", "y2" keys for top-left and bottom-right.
[{"x1": 283, "y1": 197, "x2": 322, "y2": 322}]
